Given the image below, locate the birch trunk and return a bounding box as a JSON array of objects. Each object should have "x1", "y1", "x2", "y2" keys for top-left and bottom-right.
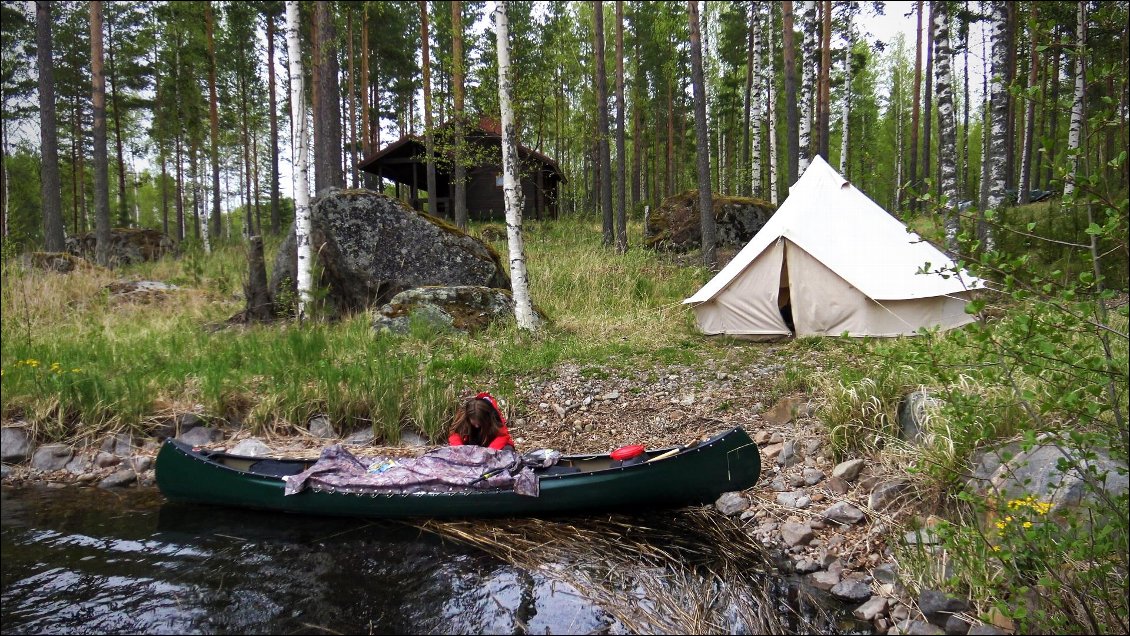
[
  {"x1": 267, "y1": 10, "x2": 281, "y2": 233},
  {"x1": 909, "y1": 0, "x2": 923, "y2": 210},
  {"x1": 688, "y1": 0, "x2": 716, "y2": 269},
  {"x1": 933, "y1": 0, "x2": 960, "y2": 252},
  {"x1": 286, "y1": 0, "x2": 314, "y2": 320},
  {"x1": 614, "y1": 0, "x2": 627, "y2": 253},
  {"x1": 420, "y1": 1, "x2": 437, "y2": 215},
  {"x1": 984, "y1": 1, "x2": 1010, "y2": 251},
  {"x1": 494, "y1": 2, "x2": 539, "y2": 331},
  {"x1": 768, "y1": 7, "x2": 779, "y2": 204},
  {"x1": 782, "y1": 1, "x2": 800, "y2": 185},
  {"x1": 750, "y1": 3, "x2": 763, "y2": 198},
  {"x1": 91, "y1": 0, "x2": 112, "y2": 267},
  {"x1": 1063, "y1": 1, "x2": 1085, "y2": 199},
  {"x1": 840, "y1": 14, "x2": 851, "y2": 175},
  {"x1": 742, "y1": 2, "x2": 754, "y2": 196},
  {"x1": 921, "y1": 2, "x2": 935, "y2": 199},
  {"x1": 797, "y1": 0, "x2": 816, "y2": 175},
  {"x1": 1017, "y1": 4, "x2": 1038, "y2": 203},
  {"x1": 594, "y1": 1, "x2": 613, "y2": 246},
  {"x1": 205, "y1": 1, "x2": 222, "y2": 242},
  {"x1": 37, "y1": 1, "x2": 65, "y2": 251}
]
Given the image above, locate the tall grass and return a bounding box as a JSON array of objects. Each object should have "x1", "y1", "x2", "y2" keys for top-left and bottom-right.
[{"x1": 0, "y1": 218, "x2": 715, "y2": 444}]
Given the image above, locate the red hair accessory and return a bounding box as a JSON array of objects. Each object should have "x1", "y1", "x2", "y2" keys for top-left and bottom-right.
[{"x1": 475, "y1": 391, "x2": 507, "y2": 424}]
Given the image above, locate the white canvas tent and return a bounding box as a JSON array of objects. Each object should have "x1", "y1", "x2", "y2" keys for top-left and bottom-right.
[{"x1": 683, "y1": 155, "x2": 983, "y2": 339}]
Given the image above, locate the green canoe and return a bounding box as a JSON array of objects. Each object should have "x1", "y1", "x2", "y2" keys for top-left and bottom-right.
[{"x1": 155, "y1": 427, "x2": 761, "y2": 518}]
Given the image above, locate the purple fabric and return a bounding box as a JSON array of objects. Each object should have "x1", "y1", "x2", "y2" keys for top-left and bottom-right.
[{"x1": 283, "y1": 444, "x2": 540, "y2": 497}]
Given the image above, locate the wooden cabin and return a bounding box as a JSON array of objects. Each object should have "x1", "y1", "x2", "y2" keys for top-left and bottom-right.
[{"x1": 358, "y1": 119, "x2": 566, "y2": 221}]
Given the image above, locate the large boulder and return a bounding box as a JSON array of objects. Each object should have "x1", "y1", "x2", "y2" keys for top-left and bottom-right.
[
  {"x1": 644, "y1": 190, "x2": 775, "y2": 252},
  {"x1": 66, "y1": 228, "x2": 176, "y2": 266},
  {"x1": 372, "y1": 285, "x2": 531, "y2": 335},
  {"x1": 984, "y1": 441, "x2": 1128, "y2": 519},
  {"x1": 271, "y1": 188, "x2": 510, "y2": 316}
]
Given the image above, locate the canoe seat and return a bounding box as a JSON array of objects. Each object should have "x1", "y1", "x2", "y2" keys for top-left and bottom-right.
[{"x1": 250, "y1": 459, "x2": 307, "y2": 478}]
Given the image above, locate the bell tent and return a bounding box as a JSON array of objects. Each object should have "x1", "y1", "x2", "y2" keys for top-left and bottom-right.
[{"x1": 683, "y1": 155, "x2": 983, "y2": 339}]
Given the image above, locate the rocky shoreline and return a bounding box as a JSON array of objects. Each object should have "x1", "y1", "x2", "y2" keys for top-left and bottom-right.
[{"x1": 3, "y1": 356, "x2": 1016, "y2": 635}]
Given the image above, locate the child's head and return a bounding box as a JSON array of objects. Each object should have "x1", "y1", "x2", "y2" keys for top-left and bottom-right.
[{"x1": 452, "y1": 393, "x2": 505, "y2": 446}]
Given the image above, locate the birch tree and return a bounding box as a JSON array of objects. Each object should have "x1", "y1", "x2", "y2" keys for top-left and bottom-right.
[
  {"x1": 782, "y1": 1, "x2": 800, "y2": 185},
  {"x1": 983, "y1": 1, "x2": 1010, "y2": 251},
  {"x1": 839, "y1": 9, "x2": 852, "y2": 175},
  {"x1": 91, "y1": 0, "x2": 112, "y2": 267},
  {"x1": 1063, "y1": 1, "x2": 1086, "y2": 199},
  {"x1": 493, "y1": 1, "x2": 539, "y2": 332},
  {"x1": 1017, "y1": 3, "x2": 1038, "y2": 204},
  {"x1": 797, "y1": 0, "x2": 816, "y2": 175},
  {"x1": 909, "y1": 0, "x2": 923, "y2": 210},
  {"x1": 205, "y1": 1, "x2": 220, "y2": 244},
  {"x1": 688, "y1": 0, "x2": 716, "y2": 270},
  {"x1": 593, "y1": 1, "x2": 613, "y2": 247},
  {"x1": 614, "y1": 0, "x2": 626, "y2": 253},
  {"x1": 749, "y1": 2, "x2": 763, "y2": 198},
  {"x1": 933, "y1": 0, "x2": 960, "y2": 252},
  {"x1": 285, "y1": 0, "x2": 312, "y2": 320},
  {"x1": 37, "y1": 1, "x2": 65, "y2": 252},
  {"x1": 767, "y1": 5, "x2": 779, "y2": 203},
  {"x1": 420, "y1": 1, "x2": 437, "y2": 215}
]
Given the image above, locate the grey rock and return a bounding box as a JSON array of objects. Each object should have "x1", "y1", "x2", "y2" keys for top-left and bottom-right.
[
  {"x1": 753, "y1": 430, "x2": 772, "y2": 445},
  {"x1": 898, "y1": 619, "x2": 946, "y2": 635},
  {"x1": 178, "y1": 426, "x2": 222, "y2": 446},
  {"x1": 778, "y1": 441, "x2": 801, "y2": 467},
  {"x1": 98, "y1": 468, "x2": 137, "y2": 488},
  {"x1": 853, "y1": 595, "x2": 889, "y2": 621},
  {"x1": 768, "y1": 432, "x2": 785, "y2": 444},
  {"x1": 828, "y1": 475, "x2": 850, "y2": 494},
  {"x1": 645, "y1": 191, "x2": 775, "y2": 253},
  {"x1": 873, "y1": 563, "x2": 899, "y2": 585},
  {"x1": 832, "y1": 458, "x2": 866, "y2": 481},
  {"x1": 272, "y1": 188, "x2": 509, "y2": 318},
  {"x1": 768, "y1": 476, "x2": 790, "y2": 492},
  {"x1": 762, "y1": 442, "x2": 785, "y2": 462},
  {"x1": 807, "y1": 569, "x2": 841, "y2": 591},
  {"x1": 890, "y1": 604, "x2": 911, "y2": 623},
  {"x1": 100, "y1": 432, "x2": 134, "y2": 456},
  {"x1": 31, "y1": 444, "x2": 73, "y2": 472},
  {"x1": 803, "y1": 468, "x2": 825, "y2": 486},
  {"x1": 230, "y1": 439, "x2": 273, "y2": 457},
  {"x1": 346, "y1": 427, "x2": 376, "y2": 444},
  {"x1": 1, "y1": 427, "x2": 32, "y2": 463},
  {"x1": 781, "y1": 521, "x2": 814, "y2": 547},
  {"x1": 943, "y1": 615, "x2": 971, "y2": 635},
  {"x1": 830, "y1": 579, "x2": 872, "y2": 602},
  {"x1": 66, "y1": 228, "x2": 175, "y2": 266},
  {"x1": 94, "y1": 451, "x2": 121, "y2": 468},
  {"x1": 131, "y1": 456, "x2": 153, "y2": 473},
  {"x1": 373, "y1": 285, "x2": 527, "y2": 335},
  {"x1": 822, "y1": 501, "x2": 865, "y2": 525},
  {"x1": 898, "y1": 390, "x2": 943, "y2": 443},
  {"x1": 987, "y1": 442, "x2": 1129, "y2": 518},
  {"x1": 869, "y1": 480, "x2": 910, "y2": 511},
  {"x1": 966, "y1": 441, "x2": 1024, "y2": 494},
  {"x1": 919, "y1": 589, "x2": 970, "y2": 623},
  {"x1": 715, "y1": 491, "x2": 750, "y2": 516},
  {"x1": 805, "y1": 439, "x2": 823, "y2": 456},
  {"x1": 65, "y1": 454, "x2": 92, "y2": 475},
  {"x1": 307, "y1": 415, "x2": 336, "y2": 439},
  {"x1": 904, "y1": 528, "x2": 940, "y2": 545},
  {"x1": 776, "y1": 490, "x2": 811, "y2": 509},
  {"x1": 794, "y1": 558, "x2": 821, "y2": 574},
  {"x1": 0, "y1": 464, "x2": 10, "y2": 479}
]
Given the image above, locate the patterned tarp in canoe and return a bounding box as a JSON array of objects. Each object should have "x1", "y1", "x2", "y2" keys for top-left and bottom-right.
[{"x1": 283, "y1": 444, "x2": 540, "y2": 497}]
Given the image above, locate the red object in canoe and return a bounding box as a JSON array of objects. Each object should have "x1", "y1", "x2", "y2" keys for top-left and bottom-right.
[{"x1": 610, "y1": 444, "x2": 645, "y2": 461}]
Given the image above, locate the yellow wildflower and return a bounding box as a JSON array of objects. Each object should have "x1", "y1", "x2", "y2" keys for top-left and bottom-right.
[{"x1": 1023, "y1": 521, "x2": 1033, "y2": 528}]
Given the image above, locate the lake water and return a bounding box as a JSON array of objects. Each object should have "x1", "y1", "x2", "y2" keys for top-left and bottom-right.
[{"x1": 1, "y1": 485, "x2": 862, "y2": 634}]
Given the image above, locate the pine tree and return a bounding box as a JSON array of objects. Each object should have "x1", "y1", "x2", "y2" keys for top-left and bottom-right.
[
  {"x1": 90, "y1": 0, "x2": 112, "y2": 266},
  {"x1": 688, "y1": 0, "x2": 716, "y2": 269},
  {"x1": 37, "y1": 1, "x2": 65, "y2": 251}
]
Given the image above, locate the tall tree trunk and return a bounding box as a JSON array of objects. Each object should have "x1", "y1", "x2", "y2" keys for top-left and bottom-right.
[
  {"x1": 1063, "y1": 1, "x2": 1085, "y2": 199},
  {"x1": 922, "y1": 2, "x2": 935, "y2": 199},
  {"x1": 749, "y1": 2, "x2": 763, "y2": 197},
  {"x1": 983, "y1": 1, "x2": 1010, "y2": 252},
  {"x1": 1018, "y1": 3, "x2": 1039, "y2": 203},
  {"x1": 267, "y1": 10, "x2": 281, "y2": 234},
  {"x1": 452, "y1": 0, "x2": 467, "y2": 228},
  {"x1": 797, "y1": 0, "x2": 816, "y2": 174},
  {"x1": 175, "y1": 133, "x2": 184, "y2": 241},
  {"x1": 241, "y1": 73, "x2": 253, "y2": 237},
  {"x1": 1044, "y1": 31, "x2": 1062, "y2": 190},
  {"x1": 106, "y1": 15, "x2": 129, "y2": 227},
  {"x1": 909, "y1": 0, "x2": 923, "y2": 211},
  {"x1": 286, "y1": 0, "x2": 314, "y2": 320},
  {"x1": 205, "y1": 1, "x2": 222, "y2": 244},
  {"x1": 933, "y1": 0, "x2": 960, "y2": 252},
  {"x1": 666, "y1": 83, "x2": 674, "y2": 197},
  {"x1": 37, "y1": 1, "x2": 65, "y2": 251},
  {"x1": 688, "y1": 0, "x2": 716, "y2": 270},
  {"x1": 419, "y1": 1, "x2": 437, "y2": 215},
  {"x1": 631, "y1": 49, "x2": 642, "y2": 208},
  {"x1": 594, "y1": 1, "x2": 613, "y2": 246},
  {"x1": 360, "y1": 5, "x2": 369, "y2": 157},
  {"x1": 91, "y1": 0, "x2": 112, "y2": 267},
  {"x1": 614, "y1": 0, "x2": 626, "y2": 253},
  {"x1": 742, "y1": 1, "x2": 754, "y2": 196},
  {"x1": 818, "y1": 0, "x2": 831, "y2": 160},
  {"x1": 493, "y1": 1, "x2": 539, "y2": 331},
  {"x1": 313, "y1": 1, "x2": 343, "y2": 193},
  {"x1": 781, "y1": 1, "x2": 800, "y2": 185},
  {"x1": 1003, "y1": 2, "x2": 1017, "y2": 191},
  {"x1": 961, "y1": 1, "x2": 971, "y2": 200},
  {"x1": 767, "y1": 5, "x2": 779, "y2": 204},
  {"x1": 347, "y1": 14, "x2": 357, "y2": 188},
  {"x1": 840, "y1": 12, "x2": 852, "y2": 175}
]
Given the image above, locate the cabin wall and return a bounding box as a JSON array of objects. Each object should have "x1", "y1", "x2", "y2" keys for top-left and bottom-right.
[{"x1": 465, "y1": 166, "x2": 544, "y2": 221}]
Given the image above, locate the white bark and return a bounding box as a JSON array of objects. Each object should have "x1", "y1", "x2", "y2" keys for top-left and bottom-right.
[
  {"x1": 839, "y1": 16, "x2": 851, "y2": 175},
  {"x1": 933, "y1": 0, "x2": 960, "y2": 252},
  {"x1": 750, "y1": 4, "x2": 763, "y2": 198},
  {"x1": 1064, "y1": 0, "x2": 1086, "y2": 198},
  {"x1": 768, "y1": 10, "x2": 779, "y2": 205},
  {"x1": 285, "y1": 0, "x2": 313, "y2": 320},
  {"x1": 798, "y1": 0, "x2": 816, "y2": 175},
  {"x1": 494, "y1": 1, "x2": 539, "y2": 332},
  {"x1": 984, "y1": 1, "x2": 1009, "y2": 252}
]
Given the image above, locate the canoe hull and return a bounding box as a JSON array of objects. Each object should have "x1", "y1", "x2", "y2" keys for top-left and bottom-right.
[{"x1": 156, "y1": 427, "x2": 761, "y2": 519}]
